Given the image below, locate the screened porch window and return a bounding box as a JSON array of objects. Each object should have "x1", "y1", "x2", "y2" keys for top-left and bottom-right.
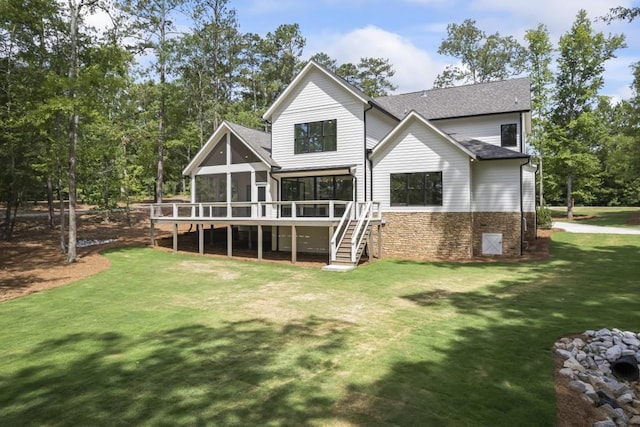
[
  {"x1": 281, "y1": 174, "x2": 353, "y2": 217},
  {"x1": 294, "y1": 119, "x2": 337, "y2": 154}
]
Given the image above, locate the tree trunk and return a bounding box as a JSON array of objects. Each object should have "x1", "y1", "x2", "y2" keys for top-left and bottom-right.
[
  {"x1": 66, "y1": 0, "x2": 80, "y2": 263},
  {"x1": 538, "y1": 141, "x2": 544, "y2": 207},
  {"x1": 58, "y1": 182, "x2": 66, "y2": 253},
  {"x1": 566, "y1": 173, "x2": 573, "y2": 220},
  {"x1": 155, "y1": 0, "x2": 167, "y2": 205},
  {"x1": 47, "y1": 175, "x2": 55, "y2": 229},
  {"x1": 3, "y1": 192, "x2": 13, "y2": 241}
]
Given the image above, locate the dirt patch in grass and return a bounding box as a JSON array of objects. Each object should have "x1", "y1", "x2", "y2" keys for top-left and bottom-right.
[
  {"x1": 0, "y1": 206, "x2": 171, "y2": 302},
  {"x1": 627, "y1": 212, "x2": 640, "y2": 225}
]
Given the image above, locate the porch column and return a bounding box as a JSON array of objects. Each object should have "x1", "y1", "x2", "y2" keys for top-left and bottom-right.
[
  {"x1": 172, "y1": 223, "x2": 178, "y2": 253},
  {"x1": 191, "y1": 175, "x2": 196, "y2": 203},
  {"x1": 198, "y1": 224, "x2": 204, "y2": 255},
  {"x1": 258, "y1": 225, "x2": 263, "y2": 261},
  {"x1": 227, "y1": 225, "x2": 233, "y2": 257},
  {"x1": 291, "y1": 225, "x2": 297, "y2": 264}
]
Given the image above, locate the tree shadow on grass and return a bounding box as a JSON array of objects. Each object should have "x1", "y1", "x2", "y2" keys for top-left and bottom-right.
[
  {"x1": 338, "y1": 237, "x2": 640, "y2": 425},
  {"x1": 0, "y1": 317, "x2": 351, "y2": 426}
]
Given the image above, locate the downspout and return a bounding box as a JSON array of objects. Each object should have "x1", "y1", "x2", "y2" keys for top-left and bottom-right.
[
  {"x1": 519, "y1": 158, "x2": 531, "y2": 256},
  {"x1": 367, "y1": 149, "x2": 373, "y2": 201},
  {"x1": 363, "y1": 102, "x2": 374, "y2": 202}
]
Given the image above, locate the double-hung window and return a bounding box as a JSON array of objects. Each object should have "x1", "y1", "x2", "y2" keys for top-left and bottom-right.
[
  {"x1": 390, "y1": 172, "x2": 443, "y2": 206},
  {"x1": 294, "y1": 119, "x2": 337, "y2": 154}
]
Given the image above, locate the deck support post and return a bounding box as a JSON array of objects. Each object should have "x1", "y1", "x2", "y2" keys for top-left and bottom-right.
[
  {"x1": 258, "y1": 225, "x2": 263, "y2": 261},
  {"x1": 198, "y1": 223, "x2": 204, "y2": 255},
  {"x1": 328, "y1": 225, "x2": 334, "y2": 264},
  {"x1": 227, "y1": 225, "x2": 233, "y2": 257},
  {"x1": 209, "y1": 225, "x2": 214, "y2": 244},
  {"x1": 172, "y1": 223, "x2": 178, "y2": 253},
  {"x1": 150, "y1": 221, "x2": 155, "y2": 246},
  {"x1": 291, "y1": 225, "x2": 297, "y2": 264}
]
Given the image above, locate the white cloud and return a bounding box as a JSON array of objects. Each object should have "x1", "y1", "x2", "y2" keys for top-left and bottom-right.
[{"x1": 307, "y1": 25, "x2": 447, "y2": 93}]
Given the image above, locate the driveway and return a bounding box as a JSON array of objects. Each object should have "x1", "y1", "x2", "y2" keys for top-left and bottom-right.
[{"x1": 552, "y1": 221, "x2": 640, "y2": 235}]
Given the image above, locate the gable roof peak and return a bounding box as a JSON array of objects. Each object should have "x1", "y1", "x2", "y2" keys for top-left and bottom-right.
[{"x1": 262, "y1": 59, "x2": 377, "y2": 121}]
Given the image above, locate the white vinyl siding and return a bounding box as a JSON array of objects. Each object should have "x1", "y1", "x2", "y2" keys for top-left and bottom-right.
[
  {"x1": 270, "y1": 70, "x2": 366, "y2": 201},
  {"x1": 372, "y1": 120, "x2": 471, "y2": 212},
  {"x1": 435, "y1": 113, "x2": 523, "y2": 152},
  {"x1": 472, "y1": 160, "x2": 522, "y2": 212},
  {"x1": 522, "y1": 165, "x2": 536, "y2": 213},
  {"x1": 366, "y1": 109, "x2": 398, "y2": 149}
]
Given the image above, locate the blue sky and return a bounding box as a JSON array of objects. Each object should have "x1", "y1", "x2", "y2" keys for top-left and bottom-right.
[{"x1": 232, "y1": 0, "x2": 640, "y2": 101}]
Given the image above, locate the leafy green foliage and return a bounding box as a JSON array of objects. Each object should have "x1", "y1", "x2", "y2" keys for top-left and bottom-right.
[
  {"x1": 310, "y1": 54, "x2": 398, "y2": 97},
  {"x1": 434, "y1": 19, "x2": 526, "y2": 87},
  {"x1": 536, "y1": 206, "x2": 553, "y2": 229},
  {"x1": 546, "y1": 10, "x2": 625, "y2": 216}
]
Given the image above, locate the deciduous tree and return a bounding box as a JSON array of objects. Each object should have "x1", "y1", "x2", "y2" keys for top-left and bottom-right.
[{"x1": 434, "y1": 19, "x2": 526, "y2": 87}]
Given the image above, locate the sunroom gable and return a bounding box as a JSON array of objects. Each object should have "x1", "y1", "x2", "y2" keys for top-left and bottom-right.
[{"x1": 183, "y1": 122, "x2": 275, "y2": 176}]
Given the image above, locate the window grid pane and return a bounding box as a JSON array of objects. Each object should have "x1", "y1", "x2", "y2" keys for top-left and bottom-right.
[
  {"x1": 390, "y1": 172, "x2": 443, "y2": 206},
  {"x1": 501, "y1": 123, "x2": 517, "y2": 147},
  {"x1": 294, "y1": 119, "x2": 337, "y2": 154}
]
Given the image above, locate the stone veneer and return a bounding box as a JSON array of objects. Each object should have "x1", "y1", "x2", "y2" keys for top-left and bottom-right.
[
  {"x1": 472, "y1": 212, "x2": 523, "y2": 258},
  {"x1": 376, "y1": 211, "x2": 529, "y2": 260},
  {"x1": 377, "y1": 212, "x2": 473, "y2": 259}
]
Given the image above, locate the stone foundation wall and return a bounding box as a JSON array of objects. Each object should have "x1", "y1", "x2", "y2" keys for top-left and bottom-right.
[
  {"x1": 471, "y1": 212, "x2": 522, "y2": 257},
  {"x1": 375, "y1": 211, "x2": 527, "y2": 260},
  {"x1": 376, "y1": 212, "x2": 473, "y2": 259}
]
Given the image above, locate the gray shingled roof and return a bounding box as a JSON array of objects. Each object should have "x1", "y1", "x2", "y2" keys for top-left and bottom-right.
[
  {"x1": 456, "y1": 137, "x2": 530, "y2": 160},
  {"x1": 226, "y1": 122, "x2": 278, "y2": 167},
  {"x1": 374, "y1": 77, "x2": 531, "y2": 120}
]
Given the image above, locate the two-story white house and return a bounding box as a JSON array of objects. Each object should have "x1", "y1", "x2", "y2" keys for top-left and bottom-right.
[{"x1": 151, "y1": 60, "x2": 536, "y2": 269}]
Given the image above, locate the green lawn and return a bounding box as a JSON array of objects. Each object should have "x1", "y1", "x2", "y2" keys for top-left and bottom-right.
[
  {"x1": 1, "y1": 232, "x2": 639, "y2": 426},
  {"x1": 551, "y1": 206, "x2": 640, "y2": 228}
]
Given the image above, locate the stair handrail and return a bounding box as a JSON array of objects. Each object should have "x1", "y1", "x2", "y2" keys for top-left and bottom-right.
[
  {"x1": 330, "y1": 201, "x2": 354, "y2": 262},
  {"x1": 351, "y1": 201, "x2": 373, "y2": 263}
]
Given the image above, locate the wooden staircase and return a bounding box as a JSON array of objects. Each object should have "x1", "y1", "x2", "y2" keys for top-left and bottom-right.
[
  {"x1": 325, "y1": 201, "x2": 378, "y2": 272},
  {"x1": 332, "y1": 220, "x2": 370, "y2": 267}
]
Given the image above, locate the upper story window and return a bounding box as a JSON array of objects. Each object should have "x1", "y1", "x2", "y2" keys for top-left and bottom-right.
[
  {"x1": 390, "y1": 172, "x2": 443, "y2": 206},
  {"x1": 294, "y1": 119, "x2": 337, "y2": 154},
  {"x1": 501, "y1": 123, "x2": 517, "y2": 148}
]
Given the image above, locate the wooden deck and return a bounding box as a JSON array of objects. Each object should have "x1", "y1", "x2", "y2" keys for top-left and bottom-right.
[{"x1": 149, "y1": 201, "x2": 382, "y2": 265}]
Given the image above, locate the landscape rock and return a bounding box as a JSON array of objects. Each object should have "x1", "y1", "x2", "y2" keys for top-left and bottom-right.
[
  {"x1": 607, "y1": 345, "x2": 623, "y2": 362},
  {"x1": 556, "y1": 348, "x2": 573, "y2": 359},
  {"x1": 554, "y1": 329, "x2": 640, "y2": 427}
]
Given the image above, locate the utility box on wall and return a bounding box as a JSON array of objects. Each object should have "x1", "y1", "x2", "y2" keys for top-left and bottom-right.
[{"x1": 482, "y1": 233, "x2": 503, "y2": 256}]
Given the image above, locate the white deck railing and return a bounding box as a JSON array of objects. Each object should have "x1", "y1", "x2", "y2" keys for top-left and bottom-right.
[
  {"x1": 329, "y1": 202, "x2": 381, "y2": 263},
  {"x1": 149, "y1": 200, "x2": 352, "y2": 221},
  {"x1": 351, "y1": 202, "x2": 374, "y2": 263}
]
